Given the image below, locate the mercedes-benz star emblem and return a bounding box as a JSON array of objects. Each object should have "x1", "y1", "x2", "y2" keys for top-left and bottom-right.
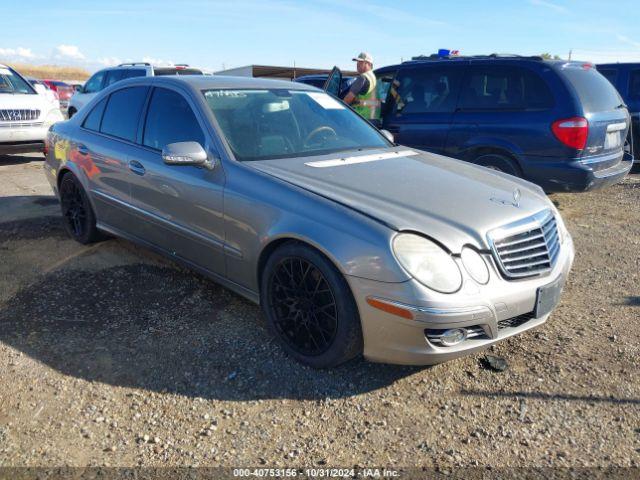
[{"x1": 512, "y1": 188, "x2": 521, "y2": 207}]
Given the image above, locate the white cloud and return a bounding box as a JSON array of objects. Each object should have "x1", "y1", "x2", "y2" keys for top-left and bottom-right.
[
  {"x1": 97, "y1": 56, "x2": 123, "y2": 67},
  {"x1": 142, "y1": 56, "x2": 175, "y2": 67},
  {"x1": 54, "y1": 44, "x2": 85, "y2": 60},
  {"x1": 617, "y1": 34, "x2": 640, "y2": 50},
  {"x1": 0, "y1": 46, "x2": 37, "y2": 60},
  {"x1": 529, "y1": 0, "x2": 568, "y2": 14}
]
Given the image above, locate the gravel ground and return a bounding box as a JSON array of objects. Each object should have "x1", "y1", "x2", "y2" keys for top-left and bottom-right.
[{"x1": 0, "y1": 154, "x2": 639, "y2": 471}]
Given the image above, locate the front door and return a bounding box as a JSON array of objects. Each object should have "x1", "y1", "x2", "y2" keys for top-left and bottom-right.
[
  {"x1": 126, "y1": 86, "x2": 226, "y2": 277},
  {"x1": 323, "y1": 67, "x2": 343, "y2": 98},
  {"x1": 381, "y1": 64, "x2": 465, "y2": 154}
]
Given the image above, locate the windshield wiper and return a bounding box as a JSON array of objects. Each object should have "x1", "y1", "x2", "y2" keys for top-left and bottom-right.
[{"x1": 615, "y1": 103, "x2": 628, "y2": 109}]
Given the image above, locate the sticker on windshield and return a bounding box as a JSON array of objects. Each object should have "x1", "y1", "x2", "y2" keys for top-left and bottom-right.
[
  {"x1": 305, "y1": 92, "x2": 345, "y2": 110},
  {"x1": 0, "y1": 68, "x2": 11, "y2": 75}
]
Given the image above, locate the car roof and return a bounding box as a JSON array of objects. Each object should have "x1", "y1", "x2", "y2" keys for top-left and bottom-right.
[
  {"x1": 115, "y1": 74, "x2": 317, "y2": 91},
  {"x1": 596, "y1": 62, "x2": 640, "y2": 67}
]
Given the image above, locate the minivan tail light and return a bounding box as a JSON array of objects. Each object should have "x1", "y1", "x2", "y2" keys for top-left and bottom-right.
[{"x1": 551, "y1": 116, "x2": 588, "y2": 150}]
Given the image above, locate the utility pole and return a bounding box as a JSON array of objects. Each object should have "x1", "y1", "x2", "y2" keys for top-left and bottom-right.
[{"x1": 568, "y1": 50, "x2": 572, "y2": 61}]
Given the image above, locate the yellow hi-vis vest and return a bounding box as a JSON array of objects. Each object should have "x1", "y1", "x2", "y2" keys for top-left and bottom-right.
[{"x1": 353, "y1": 70, "x2": 381, "y2": 120}]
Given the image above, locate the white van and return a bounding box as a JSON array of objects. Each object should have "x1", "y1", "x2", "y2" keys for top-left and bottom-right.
[{"x1": 0, "y1": 64, "x2": 64, "y2": 155}]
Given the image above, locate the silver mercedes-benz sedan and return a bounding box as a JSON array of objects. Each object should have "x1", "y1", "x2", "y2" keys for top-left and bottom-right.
[{"x1": 44, "y1": 75, "x2": 574, "y2": 368}]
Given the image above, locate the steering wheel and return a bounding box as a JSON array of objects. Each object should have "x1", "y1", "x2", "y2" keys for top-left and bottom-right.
[{"x1": 303, "y1": 126, "x2": 338, "y2": 148}]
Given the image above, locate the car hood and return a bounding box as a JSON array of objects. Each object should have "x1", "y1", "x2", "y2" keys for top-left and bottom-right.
[
  {"x1": 248, "y1": 147, "x2": 552, "y2": 252},
  {"x1": 0, "y1": 92, "x2": 52, "y2": 112}
]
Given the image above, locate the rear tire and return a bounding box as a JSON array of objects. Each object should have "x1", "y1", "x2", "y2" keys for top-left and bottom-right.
[
  {"x1": 59, "y1": 173, "x2": 102, "y2": 244},
  {"x1": 260, "y1": 242, "x2": 363, "y2": 368},
  {"x1": 474, "y1": 153, "x2": 522, "y2": 177}
]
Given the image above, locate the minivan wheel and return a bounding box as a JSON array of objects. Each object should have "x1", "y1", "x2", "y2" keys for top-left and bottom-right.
[
  {"x1": 261, "y1": 243, "x2": 363, "y2": 368},
  {"x1": 59, "y1": 173, "x2": 102, "y2": 244},
  {"x1": 474, "y1": 153, "x2": 522, "y2": 177}
]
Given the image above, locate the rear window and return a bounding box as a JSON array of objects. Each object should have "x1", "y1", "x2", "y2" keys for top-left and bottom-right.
[
  {"x1": 153, "y1": 68, "x2": 202, "y2": 76},
  {"x1": 100, "y1": 86, "x2": 149, "y2": 142},
  {"x1": 559, "y1": 65, "x2": 623, "y2": 112},
  {"x1": 597, "y1": 68, "x2": 617, "y2": 85}
]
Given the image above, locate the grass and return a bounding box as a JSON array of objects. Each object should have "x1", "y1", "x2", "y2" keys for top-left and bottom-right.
[{"x1": 1, "y1": 61, "x2": 90, "y2": 81}]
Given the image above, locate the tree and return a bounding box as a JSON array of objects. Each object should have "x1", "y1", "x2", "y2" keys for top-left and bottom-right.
[{"x1": 540, "y1": 53, "x2": 562, "y2": 60}]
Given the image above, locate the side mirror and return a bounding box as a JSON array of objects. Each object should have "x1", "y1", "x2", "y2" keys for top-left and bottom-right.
[
  {"x1": 162, "y1": 141, "x2": 213, "y2": 169},
  {"x1": 34, "y1": 84, "x2": 47, "y2": 95},
  {"x1": 380, "y1": 129, "x2": 395, "y2": 143}
]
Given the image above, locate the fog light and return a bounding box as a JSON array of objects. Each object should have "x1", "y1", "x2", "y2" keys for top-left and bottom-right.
[{"x1": 440, "y1": 328, "x2": 467, "y2": 346}]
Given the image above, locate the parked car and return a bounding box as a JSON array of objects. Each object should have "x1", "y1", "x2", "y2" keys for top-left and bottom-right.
[
  {"x1": 596, "y1": 63, "x2": 640, "y2": 169},
  {"x1": 0, "y1": 65, "x2": 64, "y2": 155},
  {"x1": 68, "y1": 63, "x2": 204, "y2": 118},
  {"x1": 26, "y1": 77, "x2": 60, "y2": 106},
  {"x1": 42, "y1": 79, "x2": 74, "y2": 112},
  {"x1": 325, "y1": 55, "x2": 632, "y2": 192},
  {"x1": 294, "y1": 74, "x2": 355, "y2": 97},
  {"x1": 45, "y1": 75, "x2": 574, "y2": 368}
]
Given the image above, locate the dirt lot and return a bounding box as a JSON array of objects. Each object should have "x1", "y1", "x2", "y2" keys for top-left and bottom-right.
[{"x1": 0, "y1": 153, "x2": 639, "y2": 471}]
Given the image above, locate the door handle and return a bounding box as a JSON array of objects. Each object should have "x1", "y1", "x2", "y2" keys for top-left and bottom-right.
[
  {"x1": 77, "y1": 144, "x2": 89, "y2": 156},
  {"x1": 128, "y1": 159, "x2": 146, "y2": 176}
]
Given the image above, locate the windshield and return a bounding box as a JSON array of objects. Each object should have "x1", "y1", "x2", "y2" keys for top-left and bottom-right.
[
  {"x1": 0, "y1": 67, "x2": 35, "y2": 94},
  {"x1": 203, "y1": 89, "x2": 389, "y2": 161}
]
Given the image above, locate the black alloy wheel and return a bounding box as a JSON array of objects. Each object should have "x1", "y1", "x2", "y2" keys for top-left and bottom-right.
[
  {"x1": 269, "y1": 257, "x2": 338, "y2": 356},
  {"x1": 261, "y1": 243, "x2": 363, "y2": 368},
  {"x1": 59, "y1": 174, "x2": 101, "y2": 244}
]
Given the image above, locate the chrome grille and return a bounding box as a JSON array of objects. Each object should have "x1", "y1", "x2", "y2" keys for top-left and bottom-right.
[
  {"x1": 0, "y1": 109, "x2": 41, "y2": 122},
  {"x1": 488, "y1": 210, "x2": 560, "y2": 278}
]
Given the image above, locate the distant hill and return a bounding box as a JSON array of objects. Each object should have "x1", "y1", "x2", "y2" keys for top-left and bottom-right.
[{"x1": 1, "y1": 62, "x2": 91, "y2": 81}]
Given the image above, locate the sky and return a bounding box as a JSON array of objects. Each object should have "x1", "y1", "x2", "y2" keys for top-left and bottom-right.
[{"x1": 1, "y1": 0, "x2": 640, "y2": 73}]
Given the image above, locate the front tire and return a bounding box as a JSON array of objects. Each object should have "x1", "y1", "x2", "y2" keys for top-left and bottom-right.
[
  {"x1": 260, "y1": 243, "x2": 363, "y2": 368},
  {"x1": 59, "y1": 173, "x2": 102, "y2": 244}
]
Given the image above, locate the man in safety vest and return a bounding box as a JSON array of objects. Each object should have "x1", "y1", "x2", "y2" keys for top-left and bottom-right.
[{"x1": 343, "y1": 52, "x2": 381, "y2": 121}]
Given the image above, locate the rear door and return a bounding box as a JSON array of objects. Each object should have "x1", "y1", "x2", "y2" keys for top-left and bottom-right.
[
  {"x1": 382, "y1": 64, "x2": 464, "y2": 154},
  {"x1": 127, "y1": 86, "x2": 226, "y2": 276},
  {"x1": 448, "y1": 63, "x2": 557, "y2": 160},
  {"x1": 559, "y1": 64, "x2": 629, "y2": 167},
  {"x1": 78, "y1": 86, "x2": 149, "y2": 232}
]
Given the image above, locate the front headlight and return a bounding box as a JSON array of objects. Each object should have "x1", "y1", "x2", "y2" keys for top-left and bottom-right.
[
  {"x1": 460, "y1": 247, "x2": 490, "y2": 284},
  {"x1": 393, "y1": 233, "x2": 462, "y2": 293},
  {"x1": 44, "y1": 109, "x2": 63, "y2": 126}
]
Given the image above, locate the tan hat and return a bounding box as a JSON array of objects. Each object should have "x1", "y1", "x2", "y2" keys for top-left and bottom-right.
[{"x1": 352, "y1": 52, "x2": 373, "y2": 65}]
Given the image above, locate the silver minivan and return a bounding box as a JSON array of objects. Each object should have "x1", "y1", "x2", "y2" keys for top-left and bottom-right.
[{"x1": 45, "y1": 75, "x2": 574, "y2": 368}]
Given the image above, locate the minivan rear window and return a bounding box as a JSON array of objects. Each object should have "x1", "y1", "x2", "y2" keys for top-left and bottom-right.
[{"x1": 560, "y1": 65, "x2": 623, "y2": 112}]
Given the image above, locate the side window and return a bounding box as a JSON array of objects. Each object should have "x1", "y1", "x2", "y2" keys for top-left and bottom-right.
[
  {"x1": 100, "y1": 86, "x2": 149, "y2": 142},
  {"x1": 83, "y1": 71, "x2": 106, "y2": 94},
  {"x1": 459, "y1": 65, "x2": 554, "y2": 111},
  {"x1": 143, "y1": 88, "x2": 205, "y2": 150},
  {"x1": 82, "y1": 97, "x2": 107, "y2": 131},
  {"x1": 392, "y1": 67, "x2": 463, "y2": 115},
  {"x1": 121, "y1": 69, "x2": 146, "y2": 80},
  {"x1": 629, "y1": 70, "x2": 640, "y2": 100},
  {"x1": 103, "y1": 70, "x2": 126, "y2": 88},
  {"x1": 375, "y1": 70, "x2": 396, "y2": 116},
  {"x1": 598, "y1": 69, "x2": 617, "y2": 86}
]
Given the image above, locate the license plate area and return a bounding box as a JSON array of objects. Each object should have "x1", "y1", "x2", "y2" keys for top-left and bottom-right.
[
  {"x1": 535, "y1": 275, "x2": 564, "y2": 318},
  {"x1": 604, "y1": 131, "x2": 621, "y2": 149}
]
